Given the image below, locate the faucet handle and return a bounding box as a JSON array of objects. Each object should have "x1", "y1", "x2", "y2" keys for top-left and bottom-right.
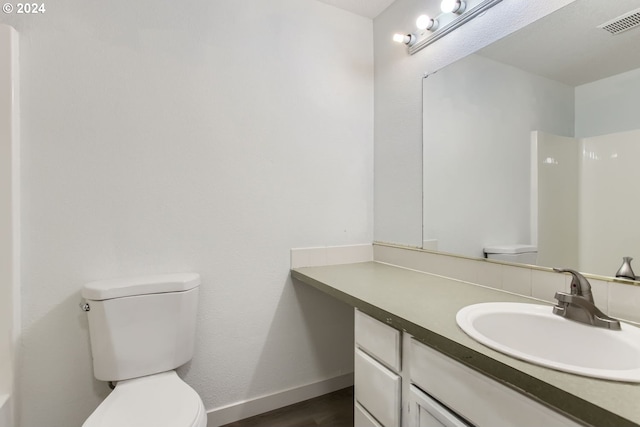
[
  {"x1": 553, "y1": 268, "x2": 594, "y2": 302},
  {"x1": 616, "y1": 256, "x2": 636, "y2": 280}
]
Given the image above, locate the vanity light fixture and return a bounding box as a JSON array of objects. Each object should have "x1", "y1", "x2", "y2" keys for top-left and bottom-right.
[
  {"x1": 393, "y1": 33, "x2": 417, "y2": 46},
  {"x1": 395, "y1": 0, "x2": 504, "y2": 55},
  {"x1": 441, "y1": 0, "x2": 466, "y2": 14},
  {"x1": 416, "y1": 15, "x2": 439, "y2": 31}
]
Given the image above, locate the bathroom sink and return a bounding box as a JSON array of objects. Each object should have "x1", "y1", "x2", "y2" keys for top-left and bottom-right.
[{"x1": 456, "y1": 302, "x2": 640, "y2": 382}]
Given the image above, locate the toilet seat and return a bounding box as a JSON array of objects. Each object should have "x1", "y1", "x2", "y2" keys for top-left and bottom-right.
[{"x1": 83, "y1": 371, "x2": 207, "y2": 427}]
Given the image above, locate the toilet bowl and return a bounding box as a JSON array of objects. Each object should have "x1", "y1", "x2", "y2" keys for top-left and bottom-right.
[
  {"x1": 83, "y1": 371, "x2": 206, "y2": 427},
  {"x1": 81, "y1": 273, "x2": 207, "y2": 427}
]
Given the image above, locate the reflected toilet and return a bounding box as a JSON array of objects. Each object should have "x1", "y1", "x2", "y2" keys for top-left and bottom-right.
[{"x1": 483, "y1": 244, "x2": 538, "y2": 265}]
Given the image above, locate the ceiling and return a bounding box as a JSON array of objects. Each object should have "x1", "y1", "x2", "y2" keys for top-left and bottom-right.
[
  {"x1": 477, "y1": 0, "x2": 640, "y2": 86},
  {"x1": 316, "y1": 0, "x2": 397, "y2": 19}
]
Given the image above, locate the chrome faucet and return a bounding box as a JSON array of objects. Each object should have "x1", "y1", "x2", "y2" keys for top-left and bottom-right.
[{"x1": 552, "y1": 268, "x2": 621, "y2": 330}]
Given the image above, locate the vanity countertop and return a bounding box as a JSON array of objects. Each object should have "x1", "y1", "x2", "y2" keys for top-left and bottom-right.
[{"x1": 291, "y1": 261, "x2": 640, "y2": 427}]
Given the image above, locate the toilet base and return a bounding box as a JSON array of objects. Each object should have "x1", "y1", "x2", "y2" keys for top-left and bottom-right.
[{"x1": 83, "y1": 371, "x2": 206, "y2": 427}]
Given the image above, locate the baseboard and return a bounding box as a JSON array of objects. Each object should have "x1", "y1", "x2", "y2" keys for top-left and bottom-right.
[{"x1": 206, "y1": 373, "x2": 354, "y2": 427}]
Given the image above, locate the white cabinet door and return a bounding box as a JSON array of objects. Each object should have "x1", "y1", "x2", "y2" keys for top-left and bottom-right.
[
  {"x1": 355, "y1": 348, "x2": 401, "y2": 427},
  {"x1": 356, "y1": 403, "x2": 384, "y2": 427},
  {"x1": 409, "y1": 385, "x2": 472, "y2": 427}
]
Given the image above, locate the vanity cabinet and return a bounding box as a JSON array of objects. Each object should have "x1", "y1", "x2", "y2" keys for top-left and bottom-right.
[
  {"x1": 409, "y1": 339, "x2": 581, "y2": 427},
  {"x1": 354, "y1": 309, "x2": 402, "y2": 427},
  {"x1": 354, "y1": 310, "x2": 582, "y2": 427}
]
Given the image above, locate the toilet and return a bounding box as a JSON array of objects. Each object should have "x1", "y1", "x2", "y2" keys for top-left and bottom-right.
[
  {"x1": 81, "y1": 273, "x2": 207, "y2": 427},
  {"x1": 483, "y1": 244, "x2": 538, "y2": 265}
]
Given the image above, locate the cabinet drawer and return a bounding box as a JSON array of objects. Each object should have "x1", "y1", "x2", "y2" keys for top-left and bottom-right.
[
  {"x1": 355, "y1": 348, "x2": 401, "y2": 427},
  {"x1": 410, "y1": 339, "x2": 581, "y2": 427},
  {"x1": 355, "y1": 309, "x2": 401, "y2": 371},
  {"x1": 355, "y1": 402, "x2": 384, "y2": 427}
]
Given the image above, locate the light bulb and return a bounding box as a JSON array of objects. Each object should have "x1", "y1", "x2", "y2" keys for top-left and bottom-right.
[
  {"x1": 441, "y1": 0, "x2": 465, "y2": 14},
  {"x1": 393, "y1": 33, "x2": 406, "y2": 43},
  {"x1": 440, "y1": 0, "x2": 456, "y2": 12},
  {"x1": 392, "y1": 33, "x2": 416, "y2": 46},
  {"x1": 416, "y1": 15, "x2": 438, "y2": 31}
]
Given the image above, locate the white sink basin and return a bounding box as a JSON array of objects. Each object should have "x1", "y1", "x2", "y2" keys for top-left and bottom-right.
[{"x1": 456, "y1": 302, "x2": 640, "y2": 382}]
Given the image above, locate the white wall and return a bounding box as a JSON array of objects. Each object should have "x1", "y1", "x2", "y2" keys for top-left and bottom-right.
[
  {"x1": 0, "y1": 24, "x2": 19, "y2": 427},
  {"x1": 373, "y1": 0, "x2": 577, "y2": 247},
  {"x1": 1, "y1": 1, "x2": 373, "y2": 426},
  {"x1": 422, "y1": 54, "x2": 574, "y2": 259},
  {"x1": 575, "y1": 67, "x2": 640, "y2": 138}
]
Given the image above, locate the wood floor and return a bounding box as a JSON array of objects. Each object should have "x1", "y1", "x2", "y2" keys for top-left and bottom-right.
[{"x1": 220, "y1": 386, "x2": 354, "y2": 427}]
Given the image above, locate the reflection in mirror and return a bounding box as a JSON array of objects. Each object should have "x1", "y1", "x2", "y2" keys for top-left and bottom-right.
[{"x1": 422, "y1": 0, "x2": 640, "y2": 278}]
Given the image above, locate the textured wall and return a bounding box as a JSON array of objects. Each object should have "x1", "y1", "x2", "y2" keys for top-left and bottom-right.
[
  {"x1": 373, "y1": 0, "x2": 577, "y2": 247},
  {"x1": 575, "y1": 67, "x2": 640, "y2": 138},
  {"x1": 1, "y1": 1, "x2": 373, "y2": 425}
]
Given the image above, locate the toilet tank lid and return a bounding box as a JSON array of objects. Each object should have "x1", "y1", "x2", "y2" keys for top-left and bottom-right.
[
  {"x1": 483, "y1": 244, "x2": 537, "y2": 255},
  {"x1": 82, "y1": 273, "x2": 201, "y2": 301}
]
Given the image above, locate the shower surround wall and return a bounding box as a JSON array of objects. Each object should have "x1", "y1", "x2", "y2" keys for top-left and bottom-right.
[
  {"x1": 579, "y1": 129, "x2": 640, "y2": 277},
  {"x1": 533, "y1": 132, "x2": 579, "y2": 270},
  {"x1": 1, "y1": 1, "x2": 373, "y2": 426},
  {"x1": 574, "y1": 66, "x2": 640, "y2": 277},
  {"x1": 535, "y1": 128, "x2": 640, "y2": 277},
  {"x1": 536, "y1": 67, "x2": 640, "y2": 276}
]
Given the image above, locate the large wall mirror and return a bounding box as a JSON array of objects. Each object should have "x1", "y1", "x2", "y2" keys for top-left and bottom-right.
[{"x1": 422, "y1": 0, "x2": 640, "y2": 278}]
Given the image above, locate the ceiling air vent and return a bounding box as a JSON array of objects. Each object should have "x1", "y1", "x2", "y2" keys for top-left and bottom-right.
[{"x1": 598, "y1": 8, "x2": 640, "y2": 35}]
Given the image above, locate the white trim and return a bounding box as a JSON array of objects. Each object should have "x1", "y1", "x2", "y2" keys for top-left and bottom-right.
[
  {"x1": 0, "y1": 24, "x2": 19, "y2": 427},
  {"x1": 530, "y1": 132, "x2": 539, "y2": 247},
  {"x1": 206, "y1": 373, "x2": 354, "y2": 427}
]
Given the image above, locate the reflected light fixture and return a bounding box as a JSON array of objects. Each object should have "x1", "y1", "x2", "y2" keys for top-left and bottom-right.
[
  {"x1": 393, "y1": 33, "x2": 417, "y2": 46},
  {"x1": 416, "y1": 14, "x2": 439, "y2": 31},
  {"x1": 441, "y1": 0, "x2": 466, "y2": 14}
]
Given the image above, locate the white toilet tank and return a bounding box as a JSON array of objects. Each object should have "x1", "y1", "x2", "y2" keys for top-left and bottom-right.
[
  {"x1": 82, "y1": 273, "x2": 201, "y2": 382},
  {"x1": 483, "y1": 244, "x2": 538, "y2": 265}
]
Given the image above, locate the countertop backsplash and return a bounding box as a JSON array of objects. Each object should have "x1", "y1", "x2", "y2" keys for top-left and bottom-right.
[
  {"x1": 372, "y1": 242, "x2": 640, "y2": 325},
  {"x1": 290, "y1": 242, "x2": 640, "y2": 325}
]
